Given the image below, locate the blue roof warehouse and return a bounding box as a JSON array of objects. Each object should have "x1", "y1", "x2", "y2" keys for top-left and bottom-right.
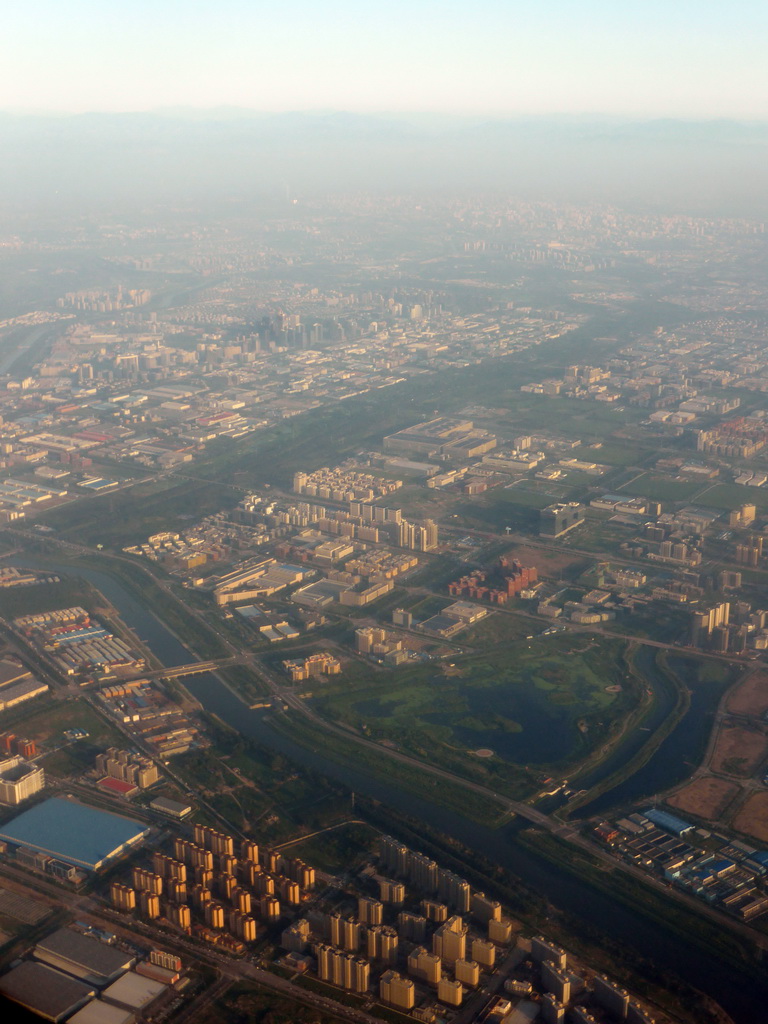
[{"x1": 0, "y1": 796, "x2": 149, "y2": 871}]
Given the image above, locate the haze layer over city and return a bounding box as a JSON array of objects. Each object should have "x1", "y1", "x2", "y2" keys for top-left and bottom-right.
[{"x1": 0, "y1": 4, "x2": 767, "y2": 1024}]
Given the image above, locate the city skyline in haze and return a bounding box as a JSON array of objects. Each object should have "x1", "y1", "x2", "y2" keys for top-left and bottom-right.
[{"x1": 4, "y1": 0, "x2": 767, "y2": 119}]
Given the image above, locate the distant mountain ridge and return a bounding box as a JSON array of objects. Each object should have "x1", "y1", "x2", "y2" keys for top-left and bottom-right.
[{"x1": 0, "y1": 111, "x2": 766, "y2": 216}]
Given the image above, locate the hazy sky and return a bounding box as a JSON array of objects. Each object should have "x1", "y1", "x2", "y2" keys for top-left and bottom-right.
[{"x1": 4, "y1": 0, "x2": 766, "y2": 118}]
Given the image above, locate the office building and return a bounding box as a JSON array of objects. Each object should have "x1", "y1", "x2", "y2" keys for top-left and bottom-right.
[{"x1": 540, "y1": 502, "x2": 585, "y2": 538}]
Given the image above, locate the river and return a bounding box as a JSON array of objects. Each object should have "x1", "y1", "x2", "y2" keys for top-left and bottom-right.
[
  {"x1": 571, "y1": 646, "x2": 727, "y2": 818},
  {"x1": 9, "y1": 557, "x2": 768, "y2": 1023}
]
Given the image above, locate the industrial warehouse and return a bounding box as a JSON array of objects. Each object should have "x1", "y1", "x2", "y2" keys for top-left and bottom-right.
[{"x1": 0, "y1": 796, "x2": 150, "y2": 873}]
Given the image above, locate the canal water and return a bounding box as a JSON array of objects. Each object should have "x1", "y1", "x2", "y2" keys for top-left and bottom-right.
[
  {"x1": 572, "y1": 646, "x2": 727, "y2": 818},
  {"x1": 10, "y1": 558, "x2": 768, "y2": 1024}
]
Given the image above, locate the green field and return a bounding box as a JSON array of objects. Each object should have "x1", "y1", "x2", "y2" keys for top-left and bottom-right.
[
  {"x1": 617, "y1": 473, "x2": 705, "y2": 503},
  {"x1": 311, "y1": 636, "x2": 637, "y2": 778},
  {"x1": 16, "y1": 698, "x2": 127, "y2": 778},
  {"x1": 691, "y1": 482, "x2": 768, "y2": 511}
]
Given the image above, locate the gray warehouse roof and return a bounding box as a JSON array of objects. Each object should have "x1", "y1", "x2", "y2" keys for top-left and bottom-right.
[
  {"x1": 102, "y1": 970, "x2": 167, "y2": 1009},
  {"x1": 69, "y1": 999, "x2": 136, "y2": 1024},
  {"x1": 35, "y1": 928, "x2": 134, "y2": 985},
  {"x1": 0, "y1": 961, "x2": 95, "y2": 1022}
]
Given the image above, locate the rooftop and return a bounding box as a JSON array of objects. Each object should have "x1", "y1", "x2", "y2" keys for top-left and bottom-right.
[
  {"x1": 0, "y1": 797, "x2": 149, "y2": 870},
  {"x1": 0, "y1": 961, "x2": 95, "y2": 1022},
  {"x1": 36, "y1": 928, "x2": 135, "y2": 982}
]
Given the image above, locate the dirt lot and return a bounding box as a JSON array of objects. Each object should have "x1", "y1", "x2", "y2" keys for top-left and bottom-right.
[
  {"x1": 666, "y1": 777, "x2": 740, "y2": 821},
  {"x1": 711, "y1": 723, "x2": 768, "y2": 778},
  {"x1": 732, "y1": 792, "x2": 768, "y2": 843},
  {"x1": 726, "y1": 671, "x2": 768, "y2": 717},
  {"x1": 509, "y1": 545, "x2": 591, "y2": 579}
]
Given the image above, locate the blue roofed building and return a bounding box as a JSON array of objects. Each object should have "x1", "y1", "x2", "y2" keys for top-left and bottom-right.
[
  {"x1": 642, "y1": 808, "x2": 695, "y2": 836},
  {"x1": 0, "y1": 796, "x2": 149, "y2": 871}
]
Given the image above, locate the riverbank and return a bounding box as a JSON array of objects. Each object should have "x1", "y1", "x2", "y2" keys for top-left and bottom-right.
[{"x1": 6, "y1": 550, "x2": 768, "y2": 1022}]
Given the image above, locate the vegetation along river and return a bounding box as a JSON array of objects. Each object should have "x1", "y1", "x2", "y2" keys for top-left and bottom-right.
[{"x1": 10, "y1": 558, "x2": 768, "y2": 1024}]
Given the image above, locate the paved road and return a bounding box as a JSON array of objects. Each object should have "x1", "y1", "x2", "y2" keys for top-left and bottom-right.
[{"x1": 8, "y1": 530, "x2": 768, "y2": 959}]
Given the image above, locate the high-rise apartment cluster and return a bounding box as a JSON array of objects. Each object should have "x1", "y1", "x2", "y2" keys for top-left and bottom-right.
[
  {"x1": 111, "y1": 823, "x2": 315, "y2": 951},
  {"x1": 95, "y1": 748, "x2": 160, "y2": 789}
]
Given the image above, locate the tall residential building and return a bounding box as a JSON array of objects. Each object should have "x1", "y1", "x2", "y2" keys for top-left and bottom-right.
[
  {"x1": 397, "y1": 912, "x2": 427, "y2": 943},
  {"x1": 432, "y1": 916, "x2": 467, "y2": 964},
  {"x1": 471, "y1": 938, "x2": 496, "y2": 969},
  {"x1": 593, "y1": 975, "x2": 630, "y2": 1019},
  {"x1": 95, "y1": 747, "x2": 159, "y2": 788},
  {"x1": 380, "y1": 970, "x2": 415, "y2": 1011},
  {"x1": 316, "y1": 945, "x2": 369, "y2": 993},
  {"x1": 690, "y1": 601, "x2": 730, "y2": 646},
  {"x1": 455, "y1": 958, "x2": 480, "y2": 988},
  {"x1": 531, "y1": 936, "x2": 567, "y2": 970},
  {"x1": 407, "y1": 947, "x2": 441, "y2": 985},
  {"x1": 282, "y1": 919, "x2": 311, "y2": 953},
  {"x1": 110, "y1": 883, "x2": 136, "y2": 911},
  {"x1": 0, "y1": 758, "x2": 44, "y2": 804},
  {"x1": 358, "y1": 897, "x2": 383, "y2": 925},
  {"x1": 379, "y1": 878, "x2": 406, "y2": 903},
  {"x1": 437, "y1": 869, "x2": 471, "y2": 913},
  {"x1": 437, "y1": 978, "x2": 463, "y2": 1006},
  {"x1": 365, "y1": 925, "x2": 398, "y2": 964},
  {"x1": 471, "y1": 891, "x2": 501, "y2": 923}
]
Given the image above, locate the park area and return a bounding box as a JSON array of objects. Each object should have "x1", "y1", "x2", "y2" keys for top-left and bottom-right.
[{"x1": 311, "y1": 636, "x2": 637, "y2": 773}]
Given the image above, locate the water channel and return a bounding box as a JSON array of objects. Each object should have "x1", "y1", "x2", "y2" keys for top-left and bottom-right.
[
  {"x1": 572, "y1": 646, "x2": 726, "y2": 818},
  {"x1": 9, "y1": 557, "x2": 768, "y2": 1023}
]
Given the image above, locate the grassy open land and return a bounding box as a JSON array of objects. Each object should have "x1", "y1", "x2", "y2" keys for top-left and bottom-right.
[
  {"x1": 617, "y1": 473, "x2": 705, "y2": 503},
  {"x1": 573, "y1": 441, "x2": 652, "y2": 468},
  {"x1": 692, "y1": 482, "x2": 768, "y2": 512},
  {"x1": 213, "y1": 981, "x2": 347, "y2": 1024},
  {"x1": 216, "y1": 664, "x2": 272, "y2": 703},
  {"x1": 39, "y1": 475, "x2": 242, "y2": 547},
  {"x1": 15, "y1": 698, "x2": 127, "y2": 778},
  {"x1": 268, "y1": 710, "x2": 513, "y2": 826},
  {"x1": 460, "y1": 611, "x2": 534, "y2": 647},
  {"x1": 175, "y1": 716, "x2": 359, "y2": 844},
  {"x1": 308, "y1": 634, "x2": 639, "y2": 784},
  {"x1": 504, "y1": 394, "x2": 648, "y2": 439},
  {"x1": 275, "y1": 821, "x2": 380, "y2": 874},
  {"x1": 0, "y1": 576, "x2": 103, "y2": 620}
]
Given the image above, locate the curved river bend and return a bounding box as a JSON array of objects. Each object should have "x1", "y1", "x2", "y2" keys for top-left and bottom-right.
[{"x1": 11, "y1": 558, "x2": 768, "y2": 1024}]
